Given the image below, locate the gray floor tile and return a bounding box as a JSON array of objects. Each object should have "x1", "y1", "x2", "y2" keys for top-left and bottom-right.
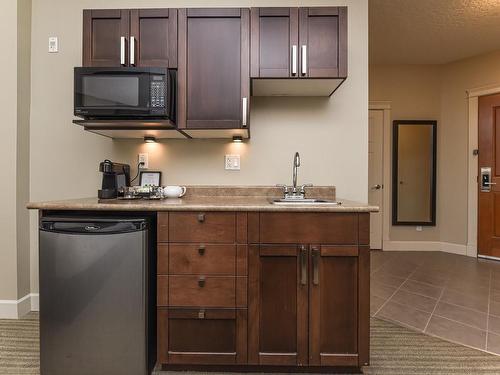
[
  {"x1": 488, "y1": 332, "x2": 500, "y2": 355},
  {"x1": 433, "y1": 301, "x2": 487, "y2": 330},
  {"x1": 441, "y1": 289, "x2": 489, "y2": 313},
  {"x1": 425, "y1": 315, "x2": 486, "y2": 350},
  {"x1": 371, "y1": 280, "x2": 397, "y2": 300},
  {"x1": 400, "y1": 279, "x2": 443, "y2": 299},
  {"x1": 489, "y1": 315, "x2": 500, "y2": 335},
  {"x1": 371, "y1": 272, "x2": 406, "y2": 288},
  {"x1": 390, "y1": 289, "x2": 438, "y2": 313},
  {"x1": 376, "y1": 300, "x2": 430, "y2": 331}
]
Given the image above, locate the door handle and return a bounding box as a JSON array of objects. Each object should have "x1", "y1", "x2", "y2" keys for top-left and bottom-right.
[
  {"x1": 120, "y1": 36, "x2": 126, "y2": 66},
  {"x1": 301, "y1": 45, "x2": 307, "y2": 76},
  {"x1": 311, "y1": 246, "x2": 319, "y2": 285},
  {"x1": 291, "y1": 45, "x2": 297, "y2": 76},
  {"x1": 300, "y1": 245, "x2": 307, "y2": 285},
  {"x1": 371, "y1": 184, "x2": 382, "y2": 190},
  {"x1": 129, "y1": 36, "x2": 135, "y2": 66},
  {"x1": 198, "y1": 244, "x2": 205, "y2": 255},
  {"x1": 198, "y1": 277, "x2": 206, "y2": 288},
  {"x1": 481, "y1": 167, "x2": 495, "y2": 192},
  {"x1": 242, "y1": 97, "x2": 248, "y2": 127}
]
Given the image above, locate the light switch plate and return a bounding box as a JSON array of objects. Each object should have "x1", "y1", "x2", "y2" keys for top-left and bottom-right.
[
  {"x1": 225, "y1": 154, "x2": 240, "y2": 170},
  {"x1": 138, "y1": 153, "x2": 149, "y2": 169},
  {"x1": 48, "y1": 37, "x2": 58, "y2": 53},
  {"x1": 416, "y1": 226, "x2": 423, "y2": 232}
]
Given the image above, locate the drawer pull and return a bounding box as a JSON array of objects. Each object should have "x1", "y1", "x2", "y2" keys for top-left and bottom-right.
[
  {"x1": 312, "y1": 246, "x2": 320, "y2": 285},
  {"x1": 198, "y1": 277, "x2": 206, "y2": 288},
  {"x1": 198, "y1": 245, "x2": 206, "y2": 255},
  {"x1": 197, "y1": 213, "x2": 205, "y2": 223},
  {"x1": 198, "y1": 309, "x2": 205, "y2": 319}
]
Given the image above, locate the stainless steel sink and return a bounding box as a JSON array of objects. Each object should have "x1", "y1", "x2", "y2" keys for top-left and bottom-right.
[{"x1": 271, "y1": 198, "x2": 341, "y2": 205}]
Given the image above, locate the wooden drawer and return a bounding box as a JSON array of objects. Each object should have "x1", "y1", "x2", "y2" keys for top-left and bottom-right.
[
  {"x1": 158, "y1": 308, "x2": 248, "y2": 365},
  {"x1": 169, "y1": 212, "x2": 236, "y2": 243},
  {"x1": 169, "y1": 244, "x2": 236, "y2": 275},
  {"x1": 259, "y1": 212, "x2": 359, "y2": 244},
  {"x1": 169, "y1": 275, "x2": 236, "y2": 308},
  {"x1": 158, "y1": 213, "x2": 169, "y2": 242}
]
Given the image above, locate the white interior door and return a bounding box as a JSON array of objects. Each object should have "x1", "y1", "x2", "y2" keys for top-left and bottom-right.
[{"x1": 369, "y1": 110, "x2": 384, "y2": 249}]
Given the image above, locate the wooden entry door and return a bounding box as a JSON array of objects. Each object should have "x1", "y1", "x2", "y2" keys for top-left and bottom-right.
[
  {"x1": 478, "y1": 93, "x2": 500, "y2": 257},
  {"x1": 368, "y1": 110, "x2": 384, "y2": 249}
]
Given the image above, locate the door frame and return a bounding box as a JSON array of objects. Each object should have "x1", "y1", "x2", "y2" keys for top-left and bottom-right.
[
  {"x1": 369, "y1": 101, "x2": 392, "y2": 250},
  {"x1": 467, "y1": 83, "x2": 500, "y2": 258}
]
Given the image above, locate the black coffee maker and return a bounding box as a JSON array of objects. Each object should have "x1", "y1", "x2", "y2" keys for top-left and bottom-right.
[{"x1": 98, "y1": 160, "x2": 131, "y2": 199}]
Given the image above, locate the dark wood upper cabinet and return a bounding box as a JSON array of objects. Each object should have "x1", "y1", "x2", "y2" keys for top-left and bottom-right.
[
  {"x1": 251, "y1": 6, "x2": 347, "y2": 79},
  {"x1": 250, "y1": 8, "x2": 298, "y2": 78},
  {"x1": 83, "y1": 9, "x2": 129, "y2": 67},
  {"x1": 129, "y1": 9, "x2": 177, "y2": 68},
  {"x1": 299, "y1": 7, "x2": 347, "y2": 78},
  {"x1": 177, "y1": 8, "x2": 250, "y2": 130},
  {"x1": 83, "y1": 8, "x2": 177, "y2": 68}
]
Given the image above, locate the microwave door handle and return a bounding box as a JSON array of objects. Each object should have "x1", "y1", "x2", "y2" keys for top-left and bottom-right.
[
  {"x1": 130, "y1": 36, "x2": 135, "y2": 66},
  {"x1": 120, "y1": 36, "x2": 126, "y2": 66}
]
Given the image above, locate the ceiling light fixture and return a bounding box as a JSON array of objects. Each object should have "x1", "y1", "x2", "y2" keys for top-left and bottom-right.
[
  {"x1": 232, "y1": 135, "x2": 243, "y2": 143},
  {"x1": 144, "y1": 136, "x2": 157, "y2": 143}
]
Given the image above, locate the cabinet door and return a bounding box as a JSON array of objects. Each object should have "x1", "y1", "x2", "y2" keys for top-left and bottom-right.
[
  {"x1": 298, "y1": 7, "x2": 347, "y2": 78},
  {"x1": 158, "y1": 308, "x2": 247, "y2": 365},
  {"x1": 248, "y1": 245, "x2": 308, "y2": 365},
  {"x1": 250, "y1": 8, "x2": 298, "y2": 78},
  {"x1": 129, "y1": 9, "x2": 177, "y2": 68},
  {"x1": 178, "y1": 8, "x2": 250, "y2": 129},
  {"x1": 83, "y1": 9, "x2": 129, "y2": 67},
  {"x1": 309, "y1": 245, "x2": 358, "y2": 366}
]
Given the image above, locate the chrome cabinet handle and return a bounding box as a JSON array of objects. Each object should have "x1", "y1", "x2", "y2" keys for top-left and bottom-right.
[
  {"x1": 300, "y1": 245, "x2": 307, "y2": 285},
  {"x1": 485, "y1": 182, "x2": 497, "y2": 185},
  {"x1": 291, "y1": 45, "x2": 297, "y2": 75},
  {"x1": 129, "y1": 36, "x2": 135, "y2": 66},
  {"x1": 301, "y1": 45, "x2": 307, "y2": 76},
  {"x1": 311, "y1": 246, "x2": 319, "y2": 285},
  {"x1": 197, "y1": 213, "x2": 205, "y2": 223},
  {"x1": 242, "y1": 97, "x2": 248, "y2": 127},
  {"x1": 198, "y1": 309, "x2": 205, "y2": 319},
  {"x1": 120, "y1": 36, "x2": 126, "y2": 66}
]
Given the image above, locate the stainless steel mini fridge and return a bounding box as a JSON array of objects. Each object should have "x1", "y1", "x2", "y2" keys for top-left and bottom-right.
[{"x1": 39, "y1": 216, "x2": 153, "y2": 375}]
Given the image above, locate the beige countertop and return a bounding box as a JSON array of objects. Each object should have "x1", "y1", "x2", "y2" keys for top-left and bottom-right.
[{"x1": 27, "y1": 186, "x2": 378, "y2": 213}]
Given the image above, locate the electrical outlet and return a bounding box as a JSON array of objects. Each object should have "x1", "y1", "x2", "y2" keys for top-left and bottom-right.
[
  {"x1": 225, "y1": 154, "x2": 240, "y2": 170},
  {"x1": 138, "y1": 153, "x2": 149, "y2": 169},
  {"x1": 48, "y1": 37, "x2": 58, "y2": 53},
  {"x1": 416, "y1": 226, "x2": 423, "y2": 232}
]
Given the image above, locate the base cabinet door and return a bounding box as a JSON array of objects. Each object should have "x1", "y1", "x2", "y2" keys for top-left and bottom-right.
[
  {"x1": 248, "y1": 245, "x2": 308, "y2": 365},
  {"x1": 158, "y1": 308, "x2": 247, "y2": 365},
  {"x1": 309, "y1": 245, "x2": 359, "y2": 366}
]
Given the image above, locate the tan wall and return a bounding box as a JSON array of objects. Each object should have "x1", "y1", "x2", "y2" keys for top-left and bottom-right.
[
  {"x1": 370, "y1": 64, "x2": 441, "y2": 242},
  {"x1": 0, "y1": 0, "x2": 19, "y2": 301},
  {"x1": 29, "y1": 0, "x2": 369, "y2": 293},
  {"x1": 370, "y1": 51, "x2": 500, "y2": 246}
]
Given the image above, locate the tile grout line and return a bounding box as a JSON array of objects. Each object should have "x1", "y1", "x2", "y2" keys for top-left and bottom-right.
[
  {"x1": 423, "y1": 272, "x2": 449, "y2": 333},
  {"x1": 432, "y1": 312, "x2": 487, "y2": 332},
  {"x1": 373, "y1": 267, "x2": 420, "y2": 317},
  {"x1": 486, "y1": 269, "x2": 492, "y2": 351}
]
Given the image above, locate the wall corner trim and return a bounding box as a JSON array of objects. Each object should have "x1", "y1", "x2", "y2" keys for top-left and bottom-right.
[{"x1": 0, "y1": 293, "x2": 39, "y2": 319}]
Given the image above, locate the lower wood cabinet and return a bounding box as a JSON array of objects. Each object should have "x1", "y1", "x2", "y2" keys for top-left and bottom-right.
[{"x1": 157, "y1": 211, "x2": 370, "y2": 370}]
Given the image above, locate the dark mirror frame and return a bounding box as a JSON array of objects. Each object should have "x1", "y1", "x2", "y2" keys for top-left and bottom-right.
[{"x1": 392, "y1": 120, "x2": 437, "y2": 226}]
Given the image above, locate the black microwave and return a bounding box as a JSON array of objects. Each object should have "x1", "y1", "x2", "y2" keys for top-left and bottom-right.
[{"x1": 74, "y1": 67, "x2": 176, "y2": 120}]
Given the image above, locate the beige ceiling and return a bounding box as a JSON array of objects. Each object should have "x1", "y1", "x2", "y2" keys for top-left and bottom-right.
[{"x1": 370, "y1": 0, "x2": 500, "y2": 65}]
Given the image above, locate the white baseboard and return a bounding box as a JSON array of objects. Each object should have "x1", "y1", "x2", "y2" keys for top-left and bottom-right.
[
  {"x1": 383, "y1": 240, "x2": 469, "y2": 256},
  {"x1": 0, "y1": 293, "x2": 39, "y2": 319}
]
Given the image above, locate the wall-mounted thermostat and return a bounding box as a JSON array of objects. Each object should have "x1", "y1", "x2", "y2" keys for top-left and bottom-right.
[{"x1": 48, "y1": 37, "x2": 58, "y2": 53}]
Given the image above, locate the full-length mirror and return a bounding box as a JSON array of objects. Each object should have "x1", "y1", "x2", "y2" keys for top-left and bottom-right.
[{"x1": 392, "y1": 120, "x2": 437, "y2": 225}]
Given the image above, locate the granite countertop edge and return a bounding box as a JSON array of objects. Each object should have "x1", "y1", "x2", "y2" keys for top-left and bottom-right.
[{"x1": 27, "y1": 197, "x2": 379, "y2": 213}]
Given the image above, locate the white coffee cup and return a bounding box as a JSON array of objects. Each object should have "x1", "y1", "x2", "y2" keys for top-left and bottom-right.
[{"x1": 163, "y1": 186, "x2": 187, "y2": 198}]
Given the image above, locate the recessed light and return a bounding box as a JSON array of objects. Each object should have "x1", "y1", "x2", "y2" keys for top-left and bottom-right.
[
  {"x1": 144, "y1": 136, "x2": 157, "y2": 143},
  {"x1": 232, "y1": 135, "x2": 243, "y2": 143}
]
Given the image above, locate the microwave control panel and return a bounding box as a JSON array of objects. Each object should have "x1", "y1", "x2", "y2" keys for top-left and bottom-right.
[{"x1": 150, "y1": 77, "x2": 166, "y2": 108}]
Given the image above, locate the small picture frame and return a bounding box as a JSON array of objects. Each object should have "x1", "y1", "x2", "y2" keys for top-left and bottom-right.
[{"x1": 139, "y1": 171, "x2": 162, "y2": 187}]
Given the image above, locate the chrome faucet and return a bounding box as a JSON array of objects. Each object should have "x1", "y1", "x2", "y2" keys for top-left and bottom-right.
[
  {"x1": 292, "y1": 152, "x2": 300, "y2": 194},
  {"x1": 277, "y1": 152, "x2": 313, "y2": 200}
]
